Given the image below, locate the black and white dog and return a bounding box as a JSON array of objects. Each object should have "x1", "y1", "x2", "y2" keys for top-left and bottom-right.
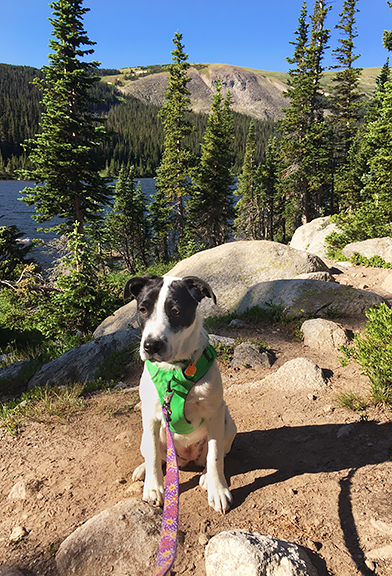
[{"x1": 124, "y1": 274, "x2": 236, "y2": 513}]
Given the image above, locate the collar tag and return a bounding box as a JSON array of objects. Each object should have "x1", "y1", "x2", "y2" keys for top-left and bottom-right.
[{"x1": 184, "y1": 362, "x2": 197, "y2": 377}]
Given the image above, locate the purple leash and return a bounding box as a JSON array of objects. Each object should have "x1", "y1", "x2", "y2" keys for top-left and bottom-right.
[{"x1": 155, "y1": 402, "x2": 179, "y2": 576}]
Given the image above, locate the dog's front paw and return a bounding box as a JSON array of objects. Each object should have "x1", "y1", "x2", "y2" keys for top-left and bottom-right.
[
  {"x1": 143, "y1": 484, "x2": 165, "y2": 507},
  {"x1": 132, "y1": 462, "x2": 146, "y2": 482},
  {"x1": 208, "y1": 482, "x2": 232, "y2": 514},
  {"x1": 200, "y1": 472, "x2": 232, "y2": 513}
]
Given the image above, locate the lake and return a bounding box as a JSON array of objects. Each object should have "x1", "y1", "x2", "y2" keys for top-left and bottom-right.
[{"x1": 0, "y1": 179, "x2": 158, "y2": 269}]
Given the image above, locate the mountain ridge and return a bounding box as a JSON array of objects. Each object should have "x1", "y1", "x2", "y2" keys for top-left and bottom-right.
[{"x1": 101, "y1": 62, "x2": 382, "y2": 120}]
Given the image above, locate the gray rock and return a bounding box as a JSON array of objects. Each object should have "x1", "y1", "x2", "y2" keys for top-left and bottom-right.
[
  {"x1": 0, "y1": 567, "x2": 25, "y2": 576},
  {"x1": 236, "y1": 279, "x2": 383, "y2": 318},
  {"x1": 28, "y1": 329, "x2": 139, "y2": 389},
  {"x1": 205, "y1": 530, "x2": 318, "y2": 576},
  {"x1": 301, "y1": 319, "x2": 350, "y2": 351},
  {"x1": 296, "y1": 271, "x2": 335, "y2": 282},
  {"x1": 208, "y1": 334, "x2": 236, "y2": 347},
  {"x1": 0, "y1": 359, "x2": 32, "y2": 386},
  {"x1": 56, "y1": 499, "x2": 163, "y2": 576},
  {"x1": 9, "y1": 526, "x2": 28, "y2": 543},
  {"x1": 95, "y1": 241, "x2": 329, "y2": 336},
  {"x1": 252, "y1": 358, "x2": 328, "y2": 392},
  {"x1": 290, "y1": 216, "x2": 338, "y2": 260},
  {"x1": 8, "y1": 479, "x2": 41, "y2": 500},
  {"x1": 230, "y1": 342, "x2": 274, "y2": 369},
  {"x1": 342, "y1": 237, "x2": 392, "y2": 263},
  {"x1": 366, "y1": 545, "x2": 392, "y2": 561},
  {"x1": 94, "y1": 241, "x2": 385, "y2": 339}
]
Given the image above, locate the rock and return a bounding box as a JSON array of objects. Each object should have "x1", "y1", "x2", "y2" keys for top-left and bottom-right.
[
  {"x1": 94, "y1": 240, "x2": 329, "y2": 336},
  {"x1": 95, "y1": 241, "x2": 385, "y2": 338},
  {"x1": 205, "y1": 530, "x2": 318, "y2": 576},
  {"x1": 296, "y1": 271, "x2": 335, "y2": 282},
  {"x1": 301, "y1": 319, "x2": 350, "y2": 351},
  {"x1": 0, "y1": 359, "x2": 32, "y2": 388},
  {"x1": 366, "y1": 544, "x2": 392, "y2": 561},
  {"x1": 0, "y1": 567, "x2": 25, "y2": 576},
  {"x1": 252, "y1": 358, "x2": 328, "y2": 392},
  {"x1": 342, "y1": 237, "x2": 392, "y2": 263},
  {"x1": 208, "y1": 334, "x2": 236, "y2": 347},
  {"x1": 9, "y1": 527, "x2": 28, "y2": 543},
  {"x1": 370, "y1": 518, "x2": 392, "y2": 537},
  {"x1": 8, "y1": 479, "x2": 41, "y2": 500},
  {"x1": 28, "y1": 329, "x2": 139, "y2": 389},
  {"x1": 290, "y1": 216, "x2": 338, "y2": 260},
  {"x1": 56, "y1": 499, "x2": 164, "y2": 576},
  {"x1": 230, "y1": 342, "x2": 274, "y2": 369}
]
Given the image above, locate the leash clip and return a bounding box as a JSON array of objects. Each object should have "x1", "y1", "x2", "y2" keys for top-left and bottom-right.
[{"x1": 163, "y1": 380, "x2": 174, "y2": 423}]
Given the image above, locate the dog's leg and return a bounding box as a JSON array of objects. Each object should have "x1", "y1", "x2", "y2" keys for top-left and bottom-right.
[
  {"x1": 200, "y1": 401, "x2": 233, "y2": 514},
  {"x1": 138, "y1": 417, "x2": 165, "y2": 506}
]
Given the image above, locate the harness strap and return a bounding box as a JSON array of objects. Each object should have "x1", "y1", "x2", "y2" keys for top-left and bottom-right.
[{"x1": 146, "y1": 343, "x2": 217, "y2": 435}]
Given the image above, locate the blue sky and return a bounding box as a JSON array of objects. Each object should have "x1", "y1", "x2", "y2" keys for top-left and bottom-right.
[{"x1": 2, "y1": 1, "x2": 392, "y2": 72}]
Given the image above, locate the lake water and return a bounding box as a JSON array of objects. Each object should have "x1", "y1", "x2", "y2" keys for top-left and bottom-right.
[{"x1": 0, "y1": 179, "x2": 158, "y2": 269}]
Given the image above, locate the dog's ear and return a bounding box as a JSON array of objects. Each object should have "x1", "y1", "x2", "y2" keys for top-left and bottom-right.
[
  {"x1": 123, "y1": 275, "x2": 161, "y2": 300},
  {"x1": 182, "y1": 276, "x2": 217, "y2": 305}
]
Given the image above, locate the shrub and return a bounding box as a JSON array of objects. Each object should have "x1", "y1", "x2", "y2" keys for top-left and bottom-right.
[{"x1": 342, "y1": 303, "x2": 392, "y2": 405}]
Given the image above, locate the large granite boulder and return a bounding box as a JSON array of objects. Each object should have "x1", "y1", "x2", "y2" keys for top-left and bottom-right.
[
  {"x1": 342, "y1": 237, "x2": 392, "y2": 263},
  {"x1": 56, "y1": 499, "x2": 163, "y2": 576},
  {"x1": 94, "y1": 240, "x2": 385, "y2": 338},
  {"x1": 290, "y1": 216, "x2": 337, "y2": 260},
  {"x1": 205, "y1": 530, "x2": 318, "y2": 576},
  {"x1": 28, "y1": 329, "x2": 139, "y2": 389}
]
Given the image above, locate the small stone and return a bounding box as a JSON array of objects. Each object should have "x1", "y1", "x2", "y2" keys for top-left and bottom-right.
[
  {"x1": 364, "y1": 559, "x2": 375, "y2": 572},
  {"x1": 9, "y1": 526, "x2": 28, "y2": 543},
  {"x1": 199, "y1": 533, "x2": 210, "y2": 546},
  {"x1": 228, "y1": 319, "x2": 246, "y2": 328}
]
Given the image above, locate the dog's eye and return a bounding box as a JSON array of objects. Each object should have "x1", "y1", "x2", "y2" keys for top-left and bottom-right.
[
  {"x1": 171, "y1": 309, "x2": 179, "y2": 316},
  {"x1": 139, "y1": 306, "x2": 147, "y2": 315}
]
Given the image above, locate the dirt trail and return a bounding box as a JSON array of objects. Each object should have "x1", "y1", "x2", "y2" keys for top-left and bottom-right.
[{"x1": 1, "y1": 264, "x2": 391, "y2": 576}]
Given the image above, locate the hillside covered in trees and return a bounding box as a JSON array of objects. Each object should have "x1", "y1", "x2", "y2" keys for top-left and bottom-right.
[{"x1": 0, "y1": 62, "x2": 276, "y2": 178}]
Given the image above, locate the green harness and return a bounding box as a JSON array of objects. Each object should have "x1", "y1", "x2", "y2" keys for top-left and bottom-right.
[{"x1": 146, "y1": 342, "x2": 217, "y2": 435}]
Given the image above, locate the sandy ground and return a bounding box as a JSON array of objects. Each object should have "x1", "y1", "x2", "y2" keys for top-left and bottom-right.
[{"x1": 1, "y1": 264, "x2": 391, "y2": 576}]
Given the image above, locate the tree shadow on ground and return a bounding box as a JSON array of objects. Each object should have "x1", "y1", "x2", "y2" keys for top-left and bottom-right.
[{"x1": 224, "y1": 421, "x2": 392, "y2": 575}]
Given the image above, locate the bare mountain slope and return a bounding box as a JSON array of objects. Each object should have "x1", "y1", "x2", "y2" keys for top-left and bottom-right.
[{"x1": 117, "y1": 63, "x2": 289, "y2": 120}]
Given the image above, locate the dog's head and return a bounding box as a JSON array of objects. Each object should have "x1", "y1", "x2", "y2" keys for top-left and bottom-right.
[{"x1": 124, "y1": 275, "x2": 216, "y2": 363}]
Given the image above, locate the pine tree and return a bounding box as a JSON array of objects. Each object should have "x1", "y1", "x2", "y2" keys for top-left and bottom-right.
[
  {"x1": 330, "y1": 0, "x2": 363, "y2": 176},
  {"x1": 327, "y1": 10, "x2": 392, "y2": 252},
  {"x1": 186, "y1": 80, "x2": 235, "y2": 249},
  {"x1": 258, "y1": 137, "x2": 281, "y2": 241},
  {"x1": 235, "y1": 120, "x2": 262, "y2": 240},
  {"x1": 150, "y1": 31, "x2": 194, "y2": 259},
  {"x1": 20, "y1": 0, "x2": 110, "y2": 237},
  {"x1": 279, "y1": 0, "x2": 331, "y2": 230},
  {"x1": 105, "y1": 165, "x2": 150, "y2": 272}
]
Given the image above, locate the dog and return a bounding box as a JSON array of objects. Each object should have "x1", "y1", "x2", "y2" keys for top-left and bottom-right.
[{"x1": 124, "y1": 274, "x2": 237, "y2": 514}]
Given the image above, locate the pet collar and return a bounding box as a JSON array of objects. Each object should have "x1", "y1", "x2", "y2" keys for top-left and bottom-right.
[{"x1": 146, "y1": 342, "x2": 217, "y2": 435}]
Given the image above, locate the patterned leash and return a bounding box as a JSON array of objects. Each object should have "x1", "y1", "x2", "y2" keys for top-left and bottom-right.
[{"x1": 155, "y1": 385, "x2": 179, "y2": 576}]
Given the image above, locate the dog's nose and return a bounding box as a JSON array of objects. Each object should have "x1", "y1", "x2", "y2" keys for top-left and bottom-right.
[{"x1": 143, "y1": 338, "x2": 163, "y2": 355}]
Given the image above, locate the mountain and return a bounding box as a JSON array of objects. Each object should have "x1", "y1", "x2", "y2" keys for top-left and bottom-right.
[{"x1": 101, "y1": 62, "x2": 382, "y2": 121}]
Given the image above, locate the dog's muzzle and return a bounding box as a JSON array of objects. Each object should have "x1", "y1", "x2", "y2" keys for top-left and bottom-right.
[{"x1": 142, "y1": 336, "x2": 167, "y2": 360}]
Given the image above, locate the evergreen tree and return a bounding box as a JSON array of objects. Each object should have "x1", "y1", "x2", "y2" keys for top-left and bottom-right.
[
  {"x1": 330, "y1": 0, "x2": 363, "y2": 185},
  {"x1": 235, "y1": 120, "x2": 262, "y2": 240},
  {"x1": 327, "y1": 10, "x2": 392, "y2": 252},
  {"x1": 186, "y1": 80, "x2": 235, "y2": 249},
  {"x1": 105, "y1": 165, "x2": 150, "y2": 273},
  {"x1": 20, "y1": 0, "x2": 110, "y2": 238},
  {"x1": 150, "y1": 31, "x2": 194, "y2": 259},
  {"x1": 279, "y1": 1, "x2": 331, "y2": 231},
  {"x1": 258, "y1": 137, "x2": 281, "y2": 241}
]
